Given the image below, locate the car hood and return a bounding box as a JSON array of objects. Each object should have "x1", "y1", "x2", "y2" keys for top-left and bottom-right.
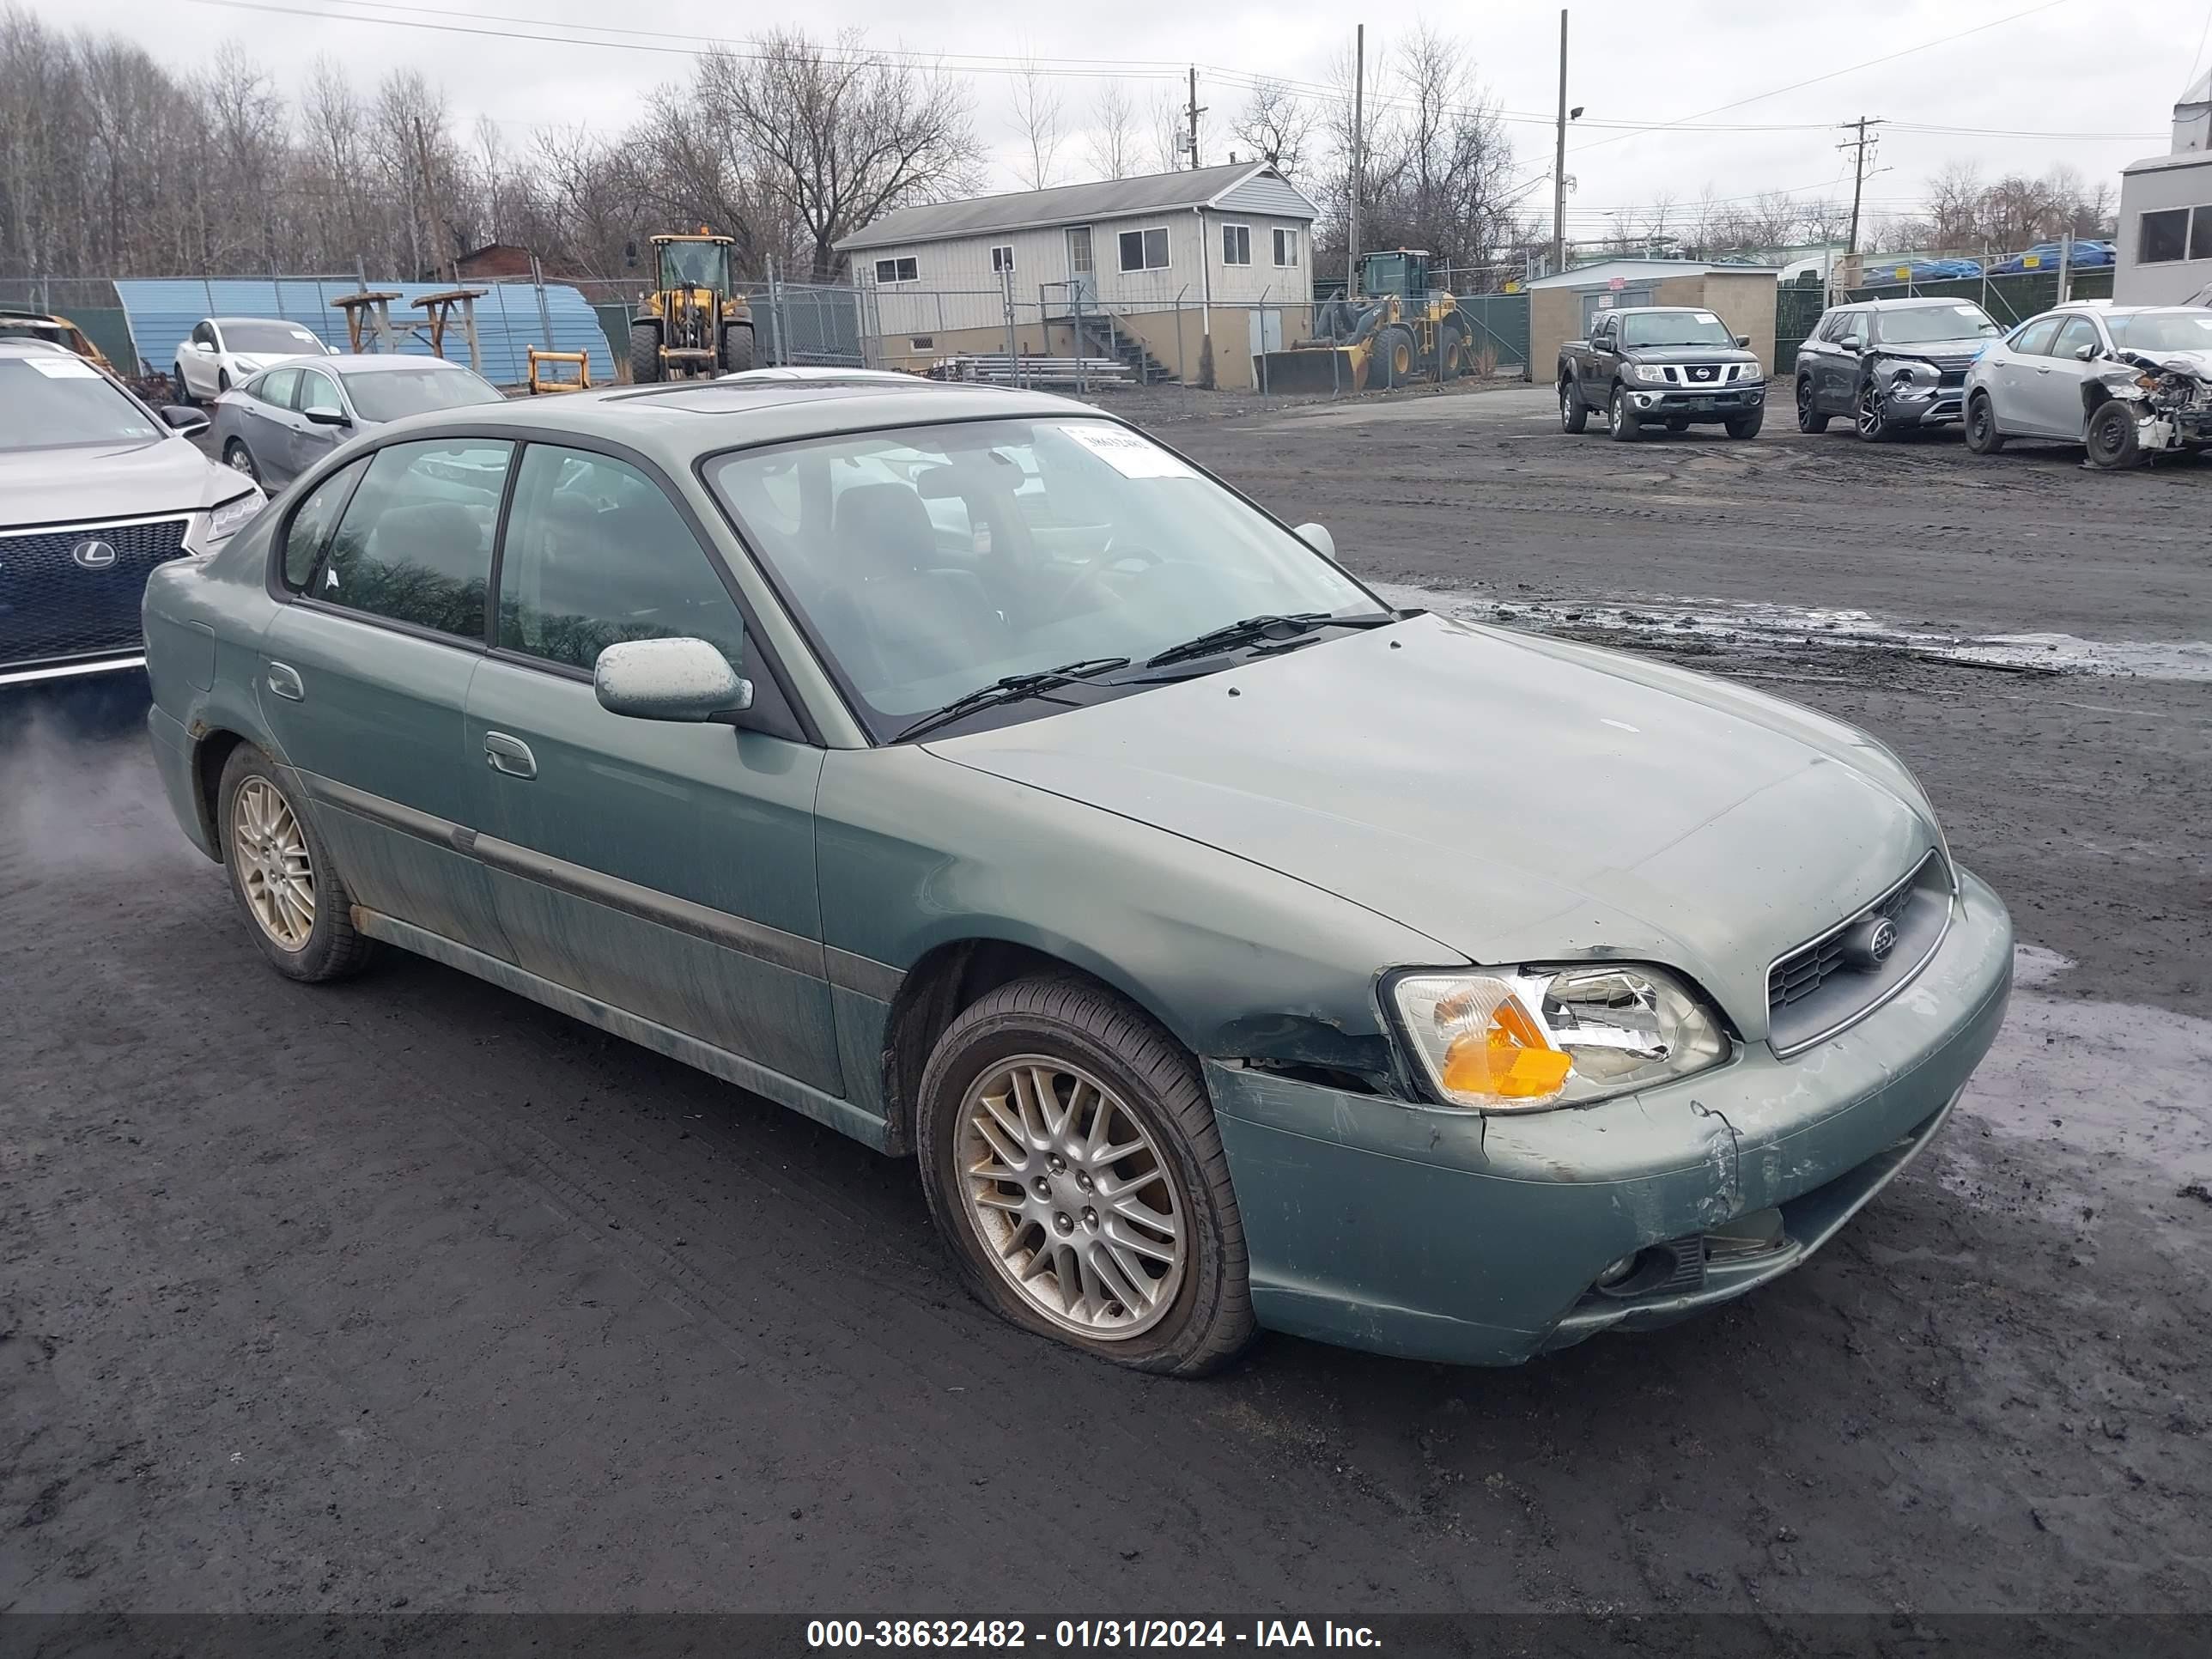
[
  {"x1": 1622, "y1": 343, "x2": 1761, "y2": 364},
  {"x1": 929, "y1": 614, "x2": 1941, "y2": 1037},
  {"x1": 1873, "y1": 337, "x2": 1994, "y2": 363},
  {"x1": 0, "y1": 434, "x2": 239, "y2": 529}
]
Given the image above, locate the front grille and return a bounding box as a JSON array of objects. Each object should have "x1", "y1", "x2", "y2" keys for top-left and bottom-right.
[
  {"x1": 1686, "y1": 364, "x2": 1719, "y2": 383},
  {"x1": 1937, "y1": 369, "x2": 1967, "y2": 389},
  {"x1": 1767, "y1": 851, "x2": 1954, "y2": 1055},
  {"x1": 0, "y1": 515, "x2": 190, "y2": 670}
]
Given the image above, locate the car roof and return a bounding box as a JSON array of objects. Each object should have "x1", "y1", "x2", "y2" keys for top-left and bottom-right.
[
  {"x1": 0, "y1": 336, "x2": 72, "y2": 356},
  {"x1": 295, "y1": 353, "x2": 483, "y2": 373},
  {"x1": 377, "y1": 378, "x2": 1107, "y2": 455},
  {"x1": 1852, "y1": 296, "x2": 1983, "y2": 311},
  {"x1": 206, "y1": 315, "x2": 322, "y2": 327}
]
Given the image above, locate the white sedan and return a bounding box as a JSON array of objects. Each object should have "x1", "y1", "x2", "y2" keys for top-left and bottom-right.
[{"x1": 171, "y1": 317, "x2": 331, "y2": 404}]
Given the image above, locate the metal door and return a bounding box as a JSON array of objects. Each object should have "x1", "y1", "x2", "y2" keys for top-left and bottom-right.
[
  {"x1": 2033, "y1": 315, "x2": 2102, "y2": 436},
  {"x1": 1066, "y1": 226, "x2": 1097, "y2": 306}
]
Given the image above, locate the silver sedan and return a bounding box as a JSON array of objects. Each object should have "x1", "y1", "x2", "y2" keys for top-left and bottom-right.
[
  {"x1": 211, "y1": 354, "x2": 506, "y2": 491},
  {"x1": 1962, "y1": 303, "x2": 2212, "y2": 467}
]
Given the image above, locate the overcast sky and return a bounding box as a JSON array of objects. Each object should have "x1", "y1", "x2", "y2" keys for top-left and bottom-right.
[{"x1": 21, "y1": 0, "x2": 2200, "y2": 234}]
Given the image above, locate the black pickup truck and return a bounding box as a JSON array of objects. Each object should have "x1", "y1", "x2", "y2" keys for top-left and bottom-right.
[{"x1": 1559, "y1": 307, "x2": 1768, "y2": 440}]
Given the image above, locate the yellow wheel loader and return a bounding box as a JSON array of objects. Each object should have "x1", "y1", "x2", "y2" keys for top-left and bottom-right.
[
  {"x1": 1258, "y1": 250, "x2": 1479, "y2": 395},
  {"x1": 629, "y1": 229, "x2": 755, "y2": 383}
]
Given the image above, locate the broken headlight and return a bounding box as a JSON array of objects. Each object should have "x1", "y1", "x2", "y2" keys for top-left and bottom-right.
[{"x1": 1392, "y1": 965, "x2": 1729, "y2": 1113}]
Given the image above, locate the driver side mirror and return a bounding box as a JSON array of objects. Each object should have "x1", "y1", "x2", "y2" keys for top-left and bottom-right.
[
  {"x1": 304, "y1": 404, "x2": 350, "y2": 428},
  {"x1": 1735, "y1": 334, "x2": 1752, "y2": 349},
  {"x1": 593, "y1": 636, "x2": 752, "y2": 723},
  {"x1": 2073, "y1": 343, "x2": 2097, "y2": 362},
  {"x1": 160, "y1": 405, "x2": 209, "y2": 437},
  {"x1": 1293, "y1": 522, "x2": 1335, "y2": 559}
]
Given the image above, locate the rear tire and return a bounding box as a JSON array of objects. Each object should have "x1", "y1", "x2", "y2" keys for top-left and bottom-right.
[
  {"x1": 719, "y1": 321, "x2": 754, "y2": 374},
  {"x1": 1559, "y1": 380, "x2": 1589, "y2": 434},
  {"x1": 915, "y1": 975, "x2": 1255, "y2": 1376},
  {"x1": 172, "y1": 362, "x2": 196, "y2": 407},
  {"x1": 2085, "y1": 400, "x2": 2145, "y2": 470},
  {"x1": 629, "y1": 320, "x2": 663, "y2": 384},
  {"x1": 1796, "y1": 376, "x2": 1829, "y2": 434},
  {"x1": 1372, "y1": 325, "x2": 1416, "y2": 389},
  {"x1": 1608, "y1": 384, "x2": 1641, "y2": 441},
  {"x1": 1963, "y1": 390, "x2": 2006, "y2": 455},
  {"x1": 218, "y1": 745, "x2": 377, "y2": 983}
]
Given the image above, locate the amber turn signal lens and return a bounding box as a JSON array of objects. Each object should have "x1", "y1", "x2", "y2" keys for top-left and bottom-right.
[{"x1": 1439, "y1": 995, "x2": 1572, "y2": 1102}]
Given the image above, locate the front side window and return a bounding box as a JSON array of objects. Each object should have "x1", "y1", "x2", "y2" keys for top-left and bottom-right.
[
  {"x1": 2051, "y1": 315, "x2": 2100, "y2": 360},
  {"x1": 191, "y1": 323, "x2": 215, "y2": 348},
  {"x1": 1117, "y1": 228, "x2": 1170, "y2": 272},
  {"x1": 1873, "y1": 303, "x2": 1999, "y2": 343},
  {"x1": 0, "y1": 354, "x2": 161, "y2": 451},
  {"x1": 340, "y1": 365, "x2": 502, "y2": 423},
  {"x1": 295, "y1": 368, "x2": 342, "y2": 414},
  {"x1": 1619, "y1": 310, "x2": 1734, "y2": 348},
  {"x1": 1223, "y1": 225, "x2": 1251, "y2": 265},
  {"x1": 1273, "y1": 227, "x2": 1298, "y2": 267},
  {"x1": 258, "y1": 368, "x2": 301, "y2": 409},
  {"x1": 280, "y1": 458, "x2": 368, "y2": 592},
  {"x1": 497, "y1": 446, "x2": 748, "y2": 673},
  {"x1": 2010, "y1": 317, "x2": 2063, "y2": 357},
  {"x1": 2141, "y1": 209, "x2": 2190, "y2": 264},
  {"x1": 315, "y1": 440, "x2": 514, "y2": 639},
  {"x1": 706, "y1": 418, "x2": 1376, "y2": 738},
  {"x1": 874, "y1": 257, "x2": 920, "y2": 284}
]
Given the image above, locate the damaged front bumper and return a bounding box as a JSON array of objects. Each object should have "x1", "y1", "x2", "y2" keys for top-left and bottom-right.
[{"x1": 1204, "y1": 866, "x2": 2014, "y2": 1366}]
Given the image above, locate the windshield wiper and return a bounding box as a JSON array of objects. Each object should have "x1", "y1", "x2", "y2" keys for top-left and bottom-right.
[
  {"x1": 1143, "y1": 611, "x2": 1395, "y2": 670},
  {"x1": 894, "y1": 658, "x2": 1132, "y2": 743}
]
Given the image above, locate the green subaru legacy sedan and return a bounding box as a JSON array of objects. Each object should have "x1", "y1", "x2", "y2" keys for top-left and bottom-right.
[{"x1": 142, "y1": 374, "x2": 2013, "y2": 1375}]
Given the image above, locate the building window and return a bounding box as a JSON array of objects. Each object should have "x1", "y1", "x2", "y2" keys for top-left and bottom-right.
[
  {"x1": 2140, "y1": 210, "x2": 2190, "y2": 264},
  {"x1": 1222, "y1": 224, "x2": 1251, "y2": 265},
  {"x1": 874, "y1": 256, "x2": 920, "y2": 284},
  {"x1": 1273, "y1": 227, "x2": 1299, "y2": 267},
  {"x1": 2192, "y1": 207, "x2": 2212, "y2": 262},
  {"x1": 991, "y1": 245, "x2": 1016, "y2": 274},
  {"x1": 1117, "y1": 227, "x2": 1170, "y2": 272}
]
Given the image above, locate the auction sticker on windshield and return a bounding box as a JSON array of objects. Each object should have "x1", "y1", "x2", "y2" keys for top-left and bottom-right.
[
  {"x1": 1064, "y1": 422, "x2": 1195, "y2": 478},
  {"x1": 25, "y1": 356, "x2": 98, "y2": 378}
]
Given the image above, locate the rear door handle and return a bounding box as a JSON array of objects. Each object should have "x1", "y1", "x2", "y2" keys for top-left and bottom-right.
[
  {"x1": 483, "y1": 732, "x2": 537, "y2": 780},
  {"x1": 266, "y1": 661, "x2": 304, "y2": 702}
]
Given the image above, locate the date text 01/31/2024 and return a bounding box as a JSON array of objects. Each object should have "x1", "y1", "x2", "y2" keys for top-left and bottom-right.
[{"x1": 806, "y1": 1620, "x2": 1382, "y2": 1649}]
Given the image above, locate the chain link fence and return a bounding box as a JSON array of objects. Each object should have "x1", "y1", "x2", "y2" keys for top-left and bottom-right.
[{"x1": 1772, "y1": 245, "x2": 2118, "y2": 374}]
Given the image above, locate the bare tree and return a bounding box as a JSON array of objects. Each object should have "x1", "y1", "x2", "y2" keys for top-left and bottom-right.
[
  {"x1": 1008, "y1": 57, "x2": 1063, "y2": 191},
  {"x1": 1148, "y1": 88, "x2": 1191, "y2": 174},
  {"x1": 1084, "y1": 81, "x2": 1142, "y2": 181},
  {"x1": 1231, "y1": 78, "x2": 1313, "y2": 178}
]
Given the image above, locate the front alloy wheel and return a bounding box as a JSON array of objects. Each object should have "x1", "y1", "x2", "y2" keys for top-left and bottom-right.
[
  {"x1": 956, "y1": 1056, "x2": 1185, "y2": 1338},
  {"x1": 1856, "y1": 381, "x2": 1893, "y2": 441}
]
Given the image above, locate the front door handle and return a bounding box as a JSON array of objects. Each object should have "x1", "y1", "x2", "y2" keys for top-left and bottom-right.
[
  {"x1": 266, "y1": 661, "x2": 304, "y2": 702},
  {"x1": 483, "y1": 732, "x2": 537, "y2": 780}
]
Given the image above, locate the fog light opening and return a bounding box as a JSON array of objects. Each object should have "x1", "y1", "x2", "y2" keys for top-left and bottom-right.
[{"x1": 1594, "y1": 1253, "x2": 1640, "y2": 1290}]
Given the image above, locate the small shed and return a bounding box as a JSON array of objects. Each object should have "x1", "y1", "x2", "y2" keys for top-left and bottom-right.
[{"x1": 1528, "y1": 258, "x2": 1781, "y2": 378}]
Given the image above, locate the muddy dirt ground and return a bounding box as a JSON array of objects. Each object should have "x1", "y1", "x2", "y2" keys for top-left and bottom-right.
[{"x1": 4, "y1": 385, "x2": 2208, "y2": 1626}]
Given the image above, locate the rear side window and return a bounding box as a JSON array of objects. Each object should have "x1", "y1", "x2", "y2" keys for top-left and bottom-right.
[
  {"x1": 495, "y1": 445, "x2": 747, "y2": 672},
  {"x1": 317, "y1": 440, "x2": 514, "y2": 639},
  {"x1": 280, "y1": 458, "x2": 368, "y2": 592}
]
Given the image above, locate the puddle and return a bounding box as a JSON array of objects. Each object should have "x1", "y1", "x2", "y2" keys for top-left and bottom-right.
[{"x1": 1374, "y1": 582, "x2": 2212, "y2": 683}]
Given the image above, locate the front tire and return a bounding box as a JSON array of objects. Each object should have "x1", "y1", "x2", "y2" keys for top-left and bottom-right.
[
  {"x1": 2085, "y1": 400, "x2": 2146, "y2": 470},
  {"x1": 1608, "y1": 384, "x2": 1642, "y2": 441},
  {"x1": 1372, "y1": 325, "x2": 1417, "y2": 389},
  {"x1": 915, "y1": 975, "x2": 1254, "y2": 1376},
  {"x1": 222, "y1": 439, "x2": 261, "y2": 485},
  {"x1": 218, "y1": 745, "x2": 376, "y2": 983},
  {"x1": 1855, "y1": 380, "x2": 1893, "y2": 441},
  {"x1": 629, "y1": 320, "x2": 663, "y2": 384},
  {"x1": 173, "y1": 362, "x2": 197, "y2": 407},
  {"x1": 1724, "y1": 408, "x2": 1764, "y2": 440},
  {"x1": 1963, "y1": 390, "x2": 2006, "y2": 455},
  {"x1": 1796, "y1": 377, "x2": 1829, "y2": 433},
  {"x1": 1559, "y1": 380, "x2": 1589, "y2": 434},
  {"x1": 719, "y1": 322, "x2": 754, "y2": 374}
]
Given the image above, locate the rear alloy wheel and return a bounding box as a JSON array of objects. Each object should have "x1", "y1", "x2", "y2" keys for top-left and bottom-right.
[
  {"x1": 1796, "y1": 377, "x2": 1829, "y2": 434},
  {"x1": 223, "y1": 439, "x2": 261, "y2": 484},
  {"x1": 2085, "y1": 399, "x2": 2146, "y2": 470},
  {"x1": 218, "y1": 745, "x2": 376, "y2": 982},
  {"x1": 1559, "y1": 380, "x2": 1589, "y2": 434},
  {"x1": 1963, "y1": 391, "x2": 2006, "y2": 455},
  {"x1": 1855, "y1": 380, "x2": 1893, "y2": 441},
  {"x1": 1608, "y1": 384, "x2": 1642, "y2": 441},
  {"x1": 173, "y1": 362, "x2": 196, "y2": 407},
  {"x1": 916, "y1": 975, "x2": 1253, "y2": 1376}
]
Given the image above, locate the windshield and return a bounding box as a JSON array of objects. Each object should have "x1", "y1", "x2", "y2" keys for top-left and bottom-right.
[
  {"x1": 341, "y1": 364, "x2": 506, "y2": 423},
  {"x1": 0, "y1": 355, "x2": 162, "y2": 450},
  {"x1": 2106, "y1": 311, "x2": 2212, "y2": 353},
  {"x1": 222, "y1": 320, "x2": 324, "y2": 355},
  {"x1": 1619, "y1": 310, "x2": 1735, "y2": 348},
  {"x1": 1874, "y1": 304, "x2": 1999, "y2": 343},
  {"x1": 659, "y1": 241, "x2": 729, "y2": 290},
  {"x1": 707, "y1": 418, "x2": 1378, "y2": 737}
]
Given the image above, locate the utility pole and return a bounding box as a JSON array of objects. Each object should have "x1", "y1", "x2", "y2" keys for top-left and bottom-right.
[
  {"x1": 1552, "y1": 10, "x2": 1569, "y2": 276},
  {"x1": 1185, "y1": 68, "x2": 1206, "y2": 170},
  {"x1": 1838, "y1": 115, "x2": 1885, "y2": 256},
  {"x1": 1346, "y1": 25, "x2": 1365, "y2": 295}
]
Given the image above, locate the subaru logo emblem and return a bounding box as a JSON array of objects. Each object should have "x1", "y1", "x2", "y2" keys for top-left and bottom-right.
[
  {"x1": 1840, "y1": 915, "x2": 1899, "y2": 971},
  {"x1": 70, "y1": 538, "x2": 118, "y2": 569}
]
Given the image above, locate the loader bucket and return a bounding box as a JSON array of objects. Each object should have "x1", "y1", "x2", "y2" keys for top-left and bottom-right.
[{"x1": 1255, "y1": 346, "x2": 1365, "y2": 396}]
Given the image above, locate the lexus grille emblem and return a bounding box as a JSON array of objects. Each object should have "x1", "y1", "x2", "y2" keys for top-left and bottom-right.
[
  {"x1": 70, "y1": 538, "x2": 118, "y2": 570},
  {"x1": 1840, "y1": 915, "x2": 1899, "y2": 971}
]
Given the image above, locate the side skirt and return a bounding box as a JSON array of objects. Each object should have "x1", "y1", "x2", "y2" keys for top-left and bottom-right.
[{"x1": 352, "y1": 905, "x2": 894, "y2": 1155}]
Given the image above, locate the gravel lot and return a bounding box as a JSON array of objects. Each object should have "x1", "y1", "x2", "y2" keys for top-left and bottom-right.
[{"x1": 6, "y1": 382, "x2": 2209, "y2": 1623}]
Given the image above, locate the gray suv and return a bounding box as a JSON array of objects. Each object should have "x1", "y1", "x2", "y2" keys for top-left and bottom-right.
[{"x1": 1794, "y1": 296, "x2": 2002, "y2": 441}]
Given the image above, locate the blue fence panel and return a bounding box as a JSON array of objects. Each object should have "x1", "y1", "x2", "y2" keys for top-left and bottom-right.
[{"x1": 111, "y1": 277, "x2": 615, "y2": 386}]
